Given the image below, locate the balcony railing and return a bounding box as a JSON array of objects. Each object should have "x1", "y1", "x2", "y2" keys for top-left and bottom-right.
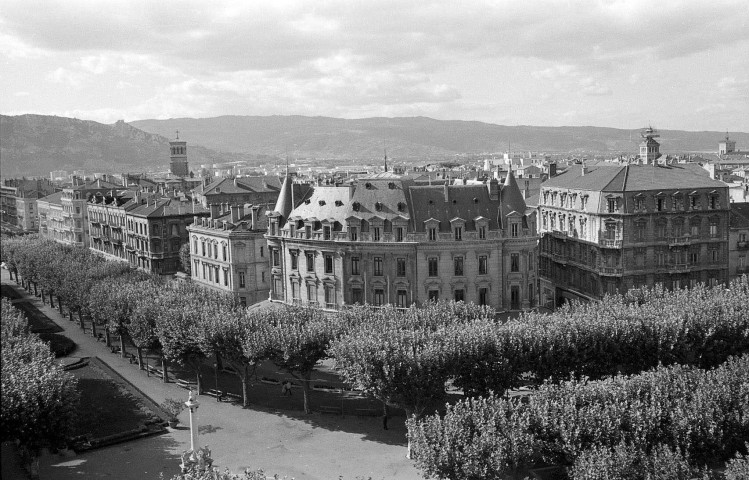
[
  {"x1": 668, "y1": 236, "x2": 691, "y2": 246},
  {"x1": 669, "y1": 263, "x2": 690, "y2": 273},
  {"x1": 598, "y1": 236, "x2": 622, "y2": 248},
  {"x1": 599, "y1": 266, "x2": 623, "y2": 276}
]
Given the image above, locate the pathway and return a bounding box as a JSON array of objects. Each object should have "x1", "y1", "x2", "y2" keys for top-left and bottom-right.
[{"x1": 1, "y1": 270, "x2": 421, "y2": 480}]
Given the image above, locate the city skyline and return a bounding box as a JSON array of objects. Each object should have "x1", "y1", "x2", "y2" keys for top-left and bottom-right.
[{"x1": 1, "y1": 0, "x2": 748, "y2": 131}]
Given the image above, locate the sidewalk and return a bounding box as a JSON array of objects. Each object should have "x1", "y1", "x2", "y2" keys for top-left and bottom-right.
[{"x1": 1, "y1": 270, "x2": 420, "y2": 480}]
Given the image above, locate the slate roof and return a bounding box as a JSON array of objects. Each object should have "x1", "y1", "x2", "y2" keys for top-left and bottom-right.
[
  {"x1": 408, "y1": 183, "x2": 502, "y2": 232},
  {"x1": 129, "y1": 198, "x2": 208, "y2": 218},
  {"x1": 730, "y1": 203, "x2": 749, "y2": 229},
  {"x1": 542, "y1": 163, "x2": 726, "y2": 192},
  {"x1": 38, "y1": 191, "x2": 64, "y2": 206},
  {"x1": 199, "y1": 176, "x2": 281, "y2": 195},
  {"x1": 501, "y1": 171, "x2": 527, "y2": 216},
  {"x1": 67, "y1": 179, "x2": 122, "y2": 191}
]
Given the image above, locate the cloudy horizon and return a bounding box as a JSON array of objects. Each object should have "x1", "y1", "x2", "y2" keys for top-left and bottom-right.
[{"x1": 1, "y1": 0, "x2": 748, "y2": 132}]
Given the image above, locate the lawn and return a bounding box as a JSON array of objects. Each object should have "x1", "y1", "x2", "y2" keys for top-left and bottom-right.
[{"x1": 70, "y1": 359, "x2": 165, "y2": 444}]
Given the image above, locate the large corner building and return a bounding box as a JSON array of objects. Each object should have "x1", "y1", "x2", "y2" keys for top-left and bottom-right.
[{"x1": 266, "y1": 171, "x2": 538, "y2": 311}]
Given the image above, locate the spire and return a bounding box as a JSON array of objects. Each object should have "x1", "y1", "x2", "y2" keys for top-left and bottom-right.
[
  {"x1": 500, "y1": 169, "x2": 526, "y2": 217},
  {"x1": 384, "y1": 147, "x2": 388, "y2": 173},
  {"x1": 273, "y1": 168, "x2": 294, "y2": 224}
]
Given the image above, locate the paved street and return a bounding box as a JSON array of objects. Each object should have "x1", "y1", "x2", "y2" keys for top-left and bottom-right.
[{"x1": 1, "y1": 270, "x2": 421, "y2": 480}]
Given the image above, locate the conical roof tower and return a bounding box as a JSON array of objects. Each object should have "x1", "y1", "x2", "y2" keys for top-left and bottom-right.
[
  {"x1": 500, "y1": 169, "x2": 527, "y2": 217},
  {"x1": 272, "y1": 168, "x2": 294, "y2": 227}
]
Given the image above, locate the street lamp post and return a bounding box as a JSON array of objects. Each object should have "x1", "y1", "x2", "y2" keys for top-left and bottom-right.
[{"x1": 179, "y1": 390, "x2": 213, "y2": 474}]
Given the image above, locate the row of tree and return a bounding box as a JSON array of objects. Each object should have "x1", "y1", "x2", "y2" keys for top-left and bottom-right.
[
  {"x1": 3, "y1": 235, "x2": 749, "y2": 472},
  {"x1": 0, "y1": 298, "x2": 79, "y2": 469},
  {"x1": 409, "y1": 355, "x2": 749, "y2": 479}
]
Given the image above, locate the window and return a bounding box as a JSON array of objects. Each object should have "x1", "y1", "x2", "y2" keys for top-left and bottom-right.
[
  {"x1": 528, "y1": 254, "x2": 534, "y2": 272},
  {"x1": 429, "y1": 227, "x2": 437, "y2": 241},
  {"x1": 710, "y1": 223, "x2": 718, "y2": 237},
  {"x1": 223, "y1": 269, "x2": 228, "y2": 286},
  {"x1": 454, "y1": 289, "x2": 464, "y2": 302},
  {"x1": 657, "y1": 198, "x2": 666, "y2": 212},
  {"x1": 201, "y1": 240, "x2": 206, "y2": 256},
  {"x1": 396, "y1": 227, "x2": 404, "y2": 242},
  {"x1": 607, "y1": 198, "x2": 616, "y2": 213},
  {"x1": 656, "y1": 222, "x2": 667, "y2": 239},
  {"x1": 454, "y1": 256, "x2": 464, "y2": 276},
  {"x1": 690, "y1": 196, "x2": 699, "y2": 210},
  {"x1": 373, "y1": 227, "x2": 381, "y2": 241},
  {"x1": 222, "y1": 244, "x2": 227, "y2": 261},
  {"x1": 239, "y1": 271, "x2": 245, "y2": 288},
  {"x1": 478, "y1": 255, "x2": 487, "y2": 275},
  {"x1": 307, "y1": 284, "x2": 317, "y2": 304},
  {"x1": 291, "y1": 252, "x2": 298, "y2": 270},
  {"x1": 691, "y1": 223, "x2": 700, "y2": 237},
  {"x1": 260, "y1": 246, "x2": 264, "y2": 257},
  {"x1": 305, "y1": 225, "x2": 311, "y2": 239},
  {"x1": 193, "y1": 238, "x2": 198, "y2": 253},
  {"x1": 635, "y1": 197, "x2": 644, "y2": 211},
  {"x1": 711, "y1": 249, "x2": 719, "y2": 262},
  {"x1": 478, "y1": 287, "x2": 488, "y2": 306},
  {"x1": 478, "y1": 225, "x2": 486, "y2": 239},
  {"x1": 635, "y1": 222, "x2": 646, "y2": 242},
  {"x1": 454, "y1": 226, "x2": 462, "y2": 241},
  {"x1": 322, "y1": 286, "x2": 334, "y2": 308},
  {"x1": 397, "y1": 290, "x2": 407, "y2": 308},
  {"x1": 351, "y1": 256, "x2": 360, "y2": 275},
  {"x1": 428, "y1": 290, "x2": 439, "y2": 302},
  {"x1": 689, "y1": 252, "x2": 699, "y2": 264},
  {"x1": 272, "y1": 249, "x2": 280, "y2": 267},
  {"x1": 373, "y1": 289, "x2": 385, "y2": 306},
  {"x1": 324, "y1": 226, "x2": 331, "y2": 240},
  {"x1": 511, "y1": 223, "x2": 519, "y2": 237},
  {"x1": 194, "y1": 260, "x2": 199, "y2": 276},
  {"x1": 528, "y1": 283, "x2": 534, "y2": 306},
  {"x1": 352, "y1": 288, "x2": 363, "y2": 304},
  {"x1": 709, "y1": 196, "x2": 719, "y2": 209},
  {"x1": 511, "y1": 253, "x2": 520, "y2": 272},
  {"x1": 306, "y1": 252, "x2": 314, "y2": 272},
  {"x1": 374, "y1": 257, "x2": 383, "y2": 276},
  {"x1": 510, "y1": 285, "x2": 520, "y2": 310},
  {"x1": 324, "y1": 254, "x2": 333, "y2": 274},
  {"x1": 396, "y1": 258, "x2": 406, "y2": 277},
  {"x1": 350, "y1": 227, "x2": 358, "y2": 241},
  {"x1": 261, "y1": 271, "x2": 265, "y2": 282},
  {"x1": 215, "y1": 266, "x2": 220, "y2": 284},
  {"x1": 428, "y1": 257, "x2": 438, "y2": 276}
]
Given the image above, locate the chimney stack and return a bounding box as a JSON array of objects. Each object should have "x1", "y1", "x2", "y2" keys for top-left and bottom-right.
[
  {"x1": 209, "y1": 203, "x2": 220, "y2": 219},
  {"x1": 488, "y1": 178, "x2": 499, "y2": 201},
  {"x1": 444, "y1": 181, "x2": 449, "y2": 203},
  {"x1": 230, "y1": 204, "x2": 240, "y2": 223},
  {"x1": 251, "y1": 206, "x2": 260, "y2": 230},
  {"x1": 238, "y1": 203, "x2": 245, "y2": 220}
]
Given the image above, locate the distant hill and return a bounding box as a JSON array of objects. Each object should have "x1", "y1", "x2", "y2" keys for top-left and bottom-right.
[
  {"x1": 3, "y1": 114, "x2": 747, "y2": 178},
  {"x1": 0, "y1": 115, "x2": 252, "y2": 177},
  {"x1": 131, "y1": 115, "x2": 749, "y2": 160}
]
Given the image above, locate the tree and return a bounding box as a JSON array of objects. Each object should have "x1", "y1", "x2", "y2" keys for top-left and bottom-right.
[
  {"x1": 179, "y1": 242, "x2": 191, "y2": 275},
  {"x1": 0, "y1": 299, "x2": 79, "y2": 470},
  {"x1": 329, "y1": 305, "x2": 457, "y2": 458}
]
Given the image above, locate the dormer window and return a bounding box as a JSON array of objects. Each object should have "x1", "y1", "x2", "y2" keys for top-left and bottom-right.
[
  {"x1": 335, "y1": 200, "x2": 343, "y2": 207},
  {"x1": 454, "y1": 226, "x2": 462, "y2": 241},
  {"x1": 397, "y1": 202, "x2": 406, "y2": 212},
  {"x1": 319, "y1": 200, "x2": 326, "y2": 206},
  {"x1": 607, "y1": 198, "x2": 617, "y2": 213},
  {"x1": 352, "y1": 202, "x2": 360, "y2": 211},
  {"x1": 375, "y1": 202, "x2": 383, "y2": 211},
  {"x1": 388, "y1": 182, "x2": 396, "y2": 189}
]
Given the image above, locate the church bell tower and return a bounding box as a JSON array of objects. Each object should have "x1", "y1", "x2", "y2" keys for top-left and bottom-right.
[{"x1": 169, "y1": 131, "x2": 189, "y2": 177}]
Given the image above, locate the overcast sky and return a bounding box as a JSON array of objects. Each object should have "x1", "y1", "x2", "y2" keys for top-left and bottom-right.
[{"x1": 1, "y1": 0, "x2": 748, "y2": 131}]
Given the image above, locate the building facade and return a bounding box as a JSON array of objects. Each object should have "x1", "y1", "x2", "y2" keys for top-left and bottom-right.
[
  {"x1": 125, "y1": 196, "x2": 207, "y2": 275},
  {"x1": 87, "y1": 190, "x2": 139, "y2": 263},
  {"x1": 37, "y1": 191, "x2": 65, "y2": 241},
  {"x1": 58, "y1": 179, "x2": 123, "y2": 247},
  {"x1": 266, "y1": 171, "x2": 538, "y2": 311},
  {"x1": 538, "y1": 156, "x2": 730, "y2": 306},
  {"x1": 187, "y1": 203, "x2": 271, "y2": 306},
  {"x1": 729, "y1": 203, "x2": 749, "y2": 281}
]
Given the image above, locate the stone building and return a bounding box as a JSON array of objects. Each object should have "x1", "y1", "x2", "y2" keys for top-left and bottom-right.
[
  {"x1": 87, "y1": 190, "x2": 140, "y2": 263},
  {"x1": 538, "y1": 138, "x2": 730, "y2": 306},
  {"x1": 729, "y1": 203, "x2": 749, "y2": 281},
  {"x1": 55, "y1": 179, "x2": 122, "y2": 247},
  {"x1": 124, "y1": 194, "x2": 208, "y2": 275},
  {"x1": 266, "y1": 171, "x2": 538, "y2": 311},
  {"x1": 187, "y1": 203, "x2": 272, "y2": 306}
]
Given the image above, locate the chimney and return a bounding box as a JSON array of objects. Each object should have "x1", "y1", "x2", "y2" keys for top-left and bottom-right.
[
  {"x1": 549, "y1": 163, "x2": 557, "y2": 177},
  {"x1": 488, "y1": 178, "x2": 499, "y2": 201},
  {"x1": 230, "y1": 204, "x2": 240, "y2": 223},
  {"x1": 251, "y1": 206, "x2": 260, "y2": 230},
  {"x1": 209, "y1": 203, "x2": 220, "y2": 219},
  {"x1": 237, "y1": 203, "x2": 245, "y2": 220},
  {"x1": 349, "y1": 181, "x2": 356, "y2": 199}
]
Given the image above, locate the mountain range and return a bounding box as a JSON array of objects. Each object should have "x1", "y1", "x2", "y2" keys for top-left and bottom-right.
[{"x1": 2, "y1": 114, "x2": 747, "y2": 178}]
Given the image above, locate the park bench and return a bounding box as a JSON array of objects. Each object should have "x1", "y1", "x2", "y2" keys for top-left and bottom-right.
[
  {"x1": 175, "y1": 379, "x2": 197, "y2": 390},
  {"x1": 260, "y1": 377, "x2": 280, "y2": 385}
]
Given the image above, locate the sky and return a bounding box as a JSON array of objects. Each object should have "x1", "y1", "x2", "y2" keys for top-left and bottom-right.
[{"x1": 1, "y1": 0, "x2": 748, "y2": 131}]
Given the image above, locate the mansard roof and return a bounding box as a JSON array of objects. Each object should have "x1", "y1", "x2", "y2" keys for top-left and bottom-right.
[{"x1": 408, "y1": 183, "x2": 500, "y2": 232}]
